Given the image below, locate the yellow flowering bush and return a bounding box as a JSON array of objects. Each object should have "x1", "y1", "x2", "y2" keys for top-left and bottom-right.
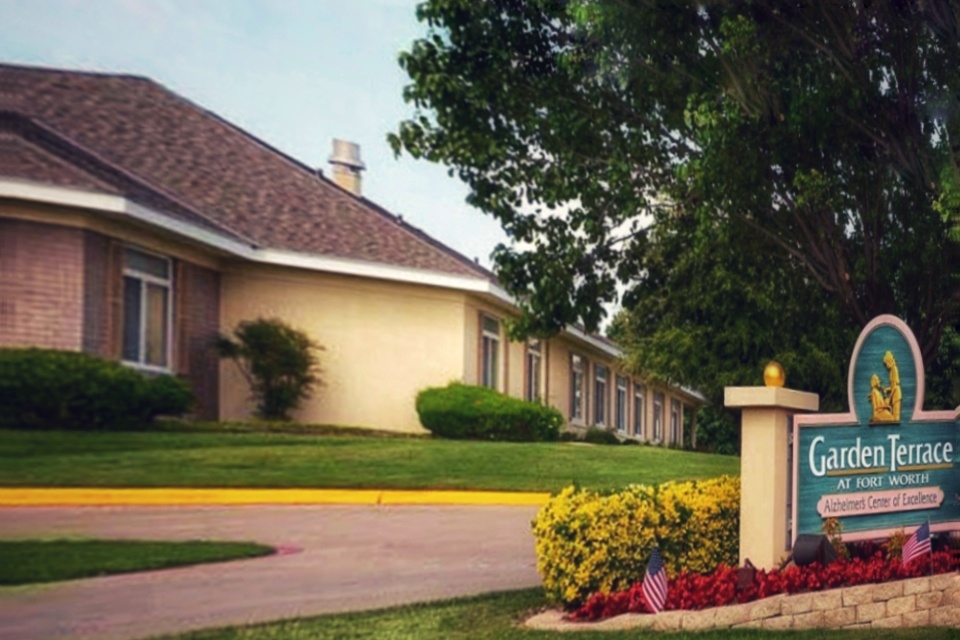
[{"x1": 532, "y1": 475, "x2": 740, "y2": 607}]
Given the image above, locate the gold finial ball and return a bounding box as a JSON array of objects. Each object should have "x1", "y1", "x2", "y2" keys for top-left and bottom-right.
[{"x1": 764, "y1": 361, "x2": 785, "y2": 388}]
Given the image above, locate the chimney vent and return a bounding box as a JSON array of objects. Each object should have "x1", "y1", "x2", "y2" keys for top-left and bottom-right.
[{"x1": 328, "y1": 139, "x2": 365, "y2": 196}]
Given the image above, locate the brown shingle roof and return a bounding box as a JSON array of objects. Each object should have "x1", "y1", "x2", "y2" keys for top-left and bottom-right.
[{"x1": 0, "y1": 63, "x2": 492, "y2": 279}]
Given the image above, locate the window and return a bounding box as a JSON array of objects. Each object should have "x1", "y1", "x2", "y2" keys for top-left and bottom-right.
[
  {"x1": 570, "y1": 354, "x2": 585, "y2": 421},
  {"x1": 480, "y1": 314, "x2": 500, "y2": 389},
  {"x1": 671, "y1": 399, "x2": 681, "y2": 445},
  {"x1": 122, "y1": 247, "x2": 172, "y2": 369},
  {"x1": 594, "y1": 364, "x2": 607, "y2": 426},
  {"x1": 615, "y1": 375, "x2": 628, "y2": 433},
  {"x1": 633, "y1": 383, "x2": 645, "y2": 438},
  {"x1": 526, "y1": 340, "x2": 542, "y2": 402},
  {"x1": 653, "y1": 392, "x2": 664, "y2": 441}
]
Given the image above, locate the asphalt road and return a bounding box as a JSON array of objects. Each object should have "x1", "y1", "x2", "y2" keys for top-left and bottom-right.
[{"x1": 0, "y1": 504, "x2": 542, "y2": 640}]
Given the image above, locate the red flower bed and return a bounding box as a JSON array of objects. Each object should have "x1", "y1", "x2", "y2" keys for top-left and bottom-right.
[{"x1": 571, "y1": 551, "x2": 957, "y2": 621}]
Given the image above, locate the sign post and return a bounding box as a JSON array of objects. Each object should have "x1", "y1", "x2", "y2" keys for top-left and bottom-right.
[{"x1": 725, "y1": 385, "x2": 818, "y2": 569}]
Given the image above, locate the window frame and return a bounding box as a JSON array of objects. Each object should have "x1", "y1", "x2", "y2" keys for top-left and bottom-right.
[
  {"x1": 615, "y1": 374, "x2": 628, "y2": 433},
  {"x1": 525, "y1": 340, "x2": 542, "y2": 402},
  {"x1": 121, "y1": 246, "x2": 173, "y2": 373},
  {"x1": 480, "y1": 313, "x2": 501, "y2": 390},
  {"x1": 570, "y1": 353, "x2": 585, "y2": 422},
  {"x1": 633, "y1": 382, "x2": 645, "y2": 438},
  {"x1": 594, "y1": 364, "x2": 608, "y2": 426},
  {"x1": 671, "y1": 398, "x2": 681, "y2": 445},
  {"x1": 653, "y1": 392, "x2": 664, "y2": 442}
]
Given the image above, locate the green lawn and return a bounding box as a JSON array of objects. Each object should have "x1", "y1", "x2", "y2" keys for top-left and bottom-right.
[
  {"x1": 0, "y1": 539, "x2": 274, "y2": 586},
  {"x1": 162, "y1": 588, "x2": 960, "y2": 640},
  {"x1": 0, "y1": 429, "x2": 737, "y2": 491}
]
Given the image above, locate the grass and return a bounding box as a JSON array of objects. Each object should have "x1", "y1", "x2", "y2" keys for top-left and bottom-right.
[
  {"x1": 161, "y1": 588, "x2": 960, "y2": 640},
  {"x1": 0, "y1": 429, "x2": 738, "y2": 491},
  {"x1": 0, "y1": 539, "x2": 274, "y2": 586}
]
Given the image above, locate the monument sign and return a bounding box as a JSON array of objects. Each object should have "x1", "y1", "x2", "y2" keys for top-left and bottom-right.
[{"x1": 792, "y1": 315, "x2": 960, "y2": 541}]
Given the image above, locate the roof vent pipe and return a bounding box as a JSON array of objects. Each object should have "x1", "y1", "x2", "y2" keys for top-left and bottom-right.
[{"x1": 328, "y1": 139, "x2": 365, "y2": 196}]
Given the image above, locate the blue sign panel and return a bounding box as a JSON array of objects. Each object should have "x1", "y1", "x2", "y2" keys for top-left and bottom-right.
[{"x1": 792, "y1": 316, "x2": 960, "y2": 540}]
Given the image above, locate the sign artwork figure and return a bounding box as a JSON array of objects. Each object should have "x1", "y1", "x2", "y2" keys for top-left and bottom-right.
[{"x1": 792, "y1": 315, "x2": 959, "y2": 541}]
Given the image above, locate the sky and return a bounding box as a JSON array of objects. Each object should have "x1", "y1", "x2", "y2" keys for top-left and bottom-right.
[{"x1": 0, "y1": 0, "x2": 510, "y2": 267}]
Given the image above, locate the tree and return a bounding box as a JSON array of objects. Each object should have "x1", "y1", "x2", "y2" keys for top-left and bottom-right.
[
  {"x1": 391, "y1": 1, "x2": 960, "y2": 394},
  {"x1": 214, "y1": 318, "x2": 323, "y2": 421}
]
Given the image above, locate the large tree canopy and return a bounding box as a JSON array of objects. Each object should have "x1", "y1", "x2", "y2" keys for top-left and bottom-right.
[{"x1": 392, "y1": 0, "x2": 960, "y2": 401}]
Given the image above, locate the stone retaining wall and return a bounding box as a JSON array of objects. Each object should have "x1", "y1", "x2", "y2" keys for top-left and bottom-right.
[{"x1": 525, "y1": 573, "x2": 960, "y2": 632}]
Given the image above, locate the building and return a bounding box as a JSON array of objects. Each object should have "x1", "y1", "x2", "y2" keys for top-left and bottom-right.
[{"x1": 0, "y1": 63, "x2": 703, "y2": 443}]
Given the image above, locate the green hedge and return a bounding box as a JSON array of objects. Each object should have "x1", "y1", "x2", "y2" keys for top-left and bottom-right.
[
  {"x1": 0, "y1": 348, "x2": 193, "y2": 430},
  {"x1": 415, "y1": 382, "x2": 563, "y2": 442}
]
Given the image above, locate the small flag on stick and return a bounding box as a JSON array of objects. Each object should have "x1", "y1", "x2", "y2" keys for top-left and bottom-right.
[
  {"x1": 901, "y1": 521, "x2": 931, "y2": 567},
  {"x1": 642, "y1": 546, "x2": 668, "y2": 614}
]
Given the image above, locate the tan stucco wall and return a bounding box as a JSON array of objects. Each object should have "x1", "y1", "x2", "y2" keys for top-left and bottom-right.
[{"x1": 220, "y1": 263, "x2": 468, "y2": 433}]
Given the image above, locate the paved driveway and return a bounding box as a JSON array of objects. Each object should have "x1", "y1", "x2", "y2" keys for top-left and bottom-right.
[{"x1": 0, "y1": 504, "x2": 542, "y2": 640}]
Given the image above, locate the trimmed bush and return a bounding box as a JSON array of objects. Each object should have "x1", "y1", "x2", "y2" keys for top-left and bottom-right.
[
  {"x1": 0, "y1": 348, "x2": 193, "y2": 430},
  {"x1": 214, "y1": 318, "x2": 323, "y2": 421},
  {"x1": 583, "y1": 426, "x2": 622, "y2": 445},
  {"x1": 415, "y1": 383, "x2": 563, "y2": 442},
  {"x1": 532, "y1": 475, "x2": 740, "y2": 607}
]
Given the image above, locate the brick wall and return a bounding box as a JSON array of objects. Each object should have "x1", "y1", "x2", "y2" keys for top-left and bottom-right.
[
  {"x1": 176, "y1": 261, "x2": 220, "y2": 420},
  {"x1": 81, "y1": 230, "x2": 114, "y2": 357},
  {"x1": 0, "y1": 218, "x2": 84, "y2": 350},
  {"x1": 527, "y1": 573, "x2": 960, "y2": 632}
]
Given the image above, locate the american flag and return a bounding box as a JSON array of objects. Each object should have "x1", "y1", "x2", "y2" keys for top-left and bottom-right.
[
  {"x1": 902, "y1": 521, "x2": 931, "y2": 567},
  {"x1": 642, "y1": 546, "x2": 668, "y2": 614}
]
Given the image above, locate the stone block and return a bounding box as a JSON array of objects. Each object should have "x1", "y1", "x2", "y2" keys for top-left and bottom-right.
[
  {"x1": 712, "y1": 603, "x2": 752, "y2": 628},
  {"x1": 823, "y1": 607, "x2": 856, "y2": 627},
  {"x1": 943, "y1": 588, "x2": 960, "y2": 606},
  {"x1": 917, "y1": 590, "x2": 944, "y2": 610},
  {"x1": 681, "y1": 608, "x2": 717, "y2": 631},
  {"x1": 871, "y1": 615, "x2": 902, "y2": 628},
  {"x1": 930, "y1": 573, "x2": 960, "y2": 591},
  {"x1": 811, "y1": 590, "x2": 842, "y2": 611},
  {"x1": 903, "y1": 577, "x2": 930, "y2": 596},
  {"x1": 843, "y1": 584, "x2": 875, "y2": 606},
  {"x1": 593, "y1": 613, "x2": 657, "y2": 631},
  {"x1": 762, "y1": 615, "x2": 794, "y2": 630},
  {"x1": 750, "y1": 595, "x2": 784, "y2": 620},
  {"x1": 930, "y1": 605, "x2": 960, "y2": 626},
  {"x1": 871, "y1": 581, "x2": 903, "y2": 601},
  {"x1": 857, "y1": 602, "x2": 886, "y2": 623},
  {"x1": 732, "y1": 620, "x2": 763, "y2": 629},
  {"x1": 793, "y1": 610, "x2": 824, "y2": 629},
  {"x1": 902, "y1": 609, "x2": 930, "y2": 627},
  {"x1": 782, "y1": 593, "x2": 813, "y2": 615},
  {"x1": 886, "y1": 595, "x2": 916, "y2": 616},
  {"x1": 651, "y1": 611, "x2": 684, "y2": 631}
]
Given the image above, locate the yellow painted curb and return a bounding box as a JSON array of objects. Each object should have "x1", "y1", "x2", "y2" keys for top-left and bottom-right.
[{"x1": 0, "y1": 488, "x2": 552, "y2": 507}]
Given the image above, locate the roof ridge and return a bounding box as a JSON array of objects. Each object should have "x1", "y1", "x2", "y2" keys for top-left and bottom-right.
[{"x1": 0, "y1": 110, "x2": 254, "y2": 244}]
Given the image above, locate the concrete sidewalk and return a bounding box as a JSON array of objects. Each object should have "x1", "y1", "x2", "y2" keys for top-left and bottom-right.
[{"x1": 0, "y1": 488, "x2": 551, "y2": 507}]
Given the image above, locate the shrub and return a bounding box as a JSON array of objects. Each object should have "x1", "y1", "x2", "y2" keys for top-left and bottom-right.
[
  {"x1": 583, "y1": 427, "x2": 621, "y2": 445},
  {"x1": 0, "y1": 348, "x2": 193, "y2": 429},
  {"x1": 532, "y1": 475, "x2": 740, "y2": 607},
  {"x1": 214, "y1": 318, "x2": 323, "y2": 421},
  {"x1": 415, "y1": 383, "x2": 563, "y2": 442}
]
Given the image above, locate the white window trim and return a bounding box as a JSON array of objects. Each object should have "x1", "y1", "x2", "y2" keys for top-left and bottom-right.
[
  {"x1": 121, "y1": 246, "x2": 174, "y2": 373},
  {"x1": 634, "y1": 383, "x2": 645, "y2": 439},
  {"x1": 570, "y1": 353, "x2": 585, "y2": 424},
  {"x1": 594, "y1": 364, "x2": 608, "y2": 427},
  {"x1": 526, "y1": 340, "x2": 542, "y2": 402},
  {"x1": 616, "y1": 375, "x2": 628, "y2": 433},
  {"x1": 480, "y1": 313, "x2": 501, "y2": 390}
]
